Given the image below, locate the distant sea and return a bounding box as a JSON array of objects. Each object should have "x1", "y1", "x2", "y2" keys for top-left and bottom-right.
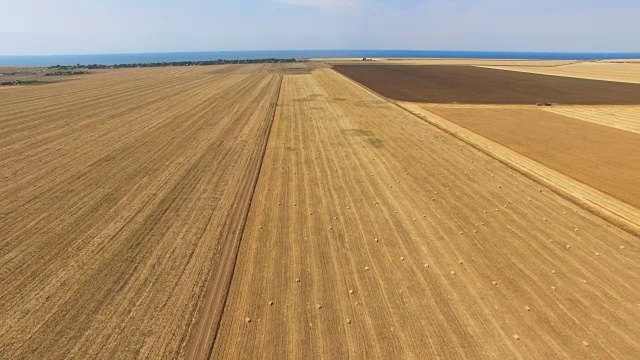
[{"x1": 1, "y1": 50, "x2": 640, "y2": 67}]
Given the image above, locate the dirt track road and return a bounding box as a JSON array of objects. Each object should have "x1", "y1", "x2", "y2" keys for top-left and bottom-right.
[
  {"x1": 0, "y1": 65, "x2": 281, "y2": 359},
  {"x1": 212, "y1": 68, "x2": 640, "y2": 359}
]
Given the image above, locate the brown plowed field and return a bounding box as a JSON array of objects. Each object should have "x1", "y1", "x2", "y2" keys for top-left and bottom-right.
[
  {"x1": 0, "y1": 65, "x2": 281, "y2": 358},
  {"x1": 333, "y1": 64, "x2": 640, "y2": 104},
  {"x1": 422, "y1": 107, "x2": 640, "y2": 208},
  {"x1": 212, "y1": 68, "x2": 640, "y2": 359}
]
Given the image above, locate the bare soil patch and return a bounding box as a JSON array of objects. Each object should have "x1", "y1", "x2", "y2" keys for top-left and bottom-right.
[
  {"x1": 333, "y1": 65, "x2": 640, "y2": 104},
  {"x1": 425, "y1": 106, "x2": 640, "y2": 207}
]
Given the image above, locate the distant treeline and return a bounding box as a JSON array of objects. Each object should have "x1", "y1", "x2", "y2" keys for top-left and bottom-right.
[
  {"x1": 49, "y1": 58, "x2": 298, "y2": 70},
  {"x1": 1, "y1": 80, "x2": 46, "y2": 86},
  {"x1": 45, "y1": 71, "x2": 89, "y2": 76}
]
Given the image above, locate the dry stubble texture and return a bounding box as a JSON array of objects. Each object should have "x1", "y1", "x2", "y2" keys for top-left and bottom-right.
[
  {"x1": 0, "y1": 65, "x2": 281, "y2": 359},
  {"x1": 212, "y1": 69, "x2": 640, "y2": 359},
  {"x1": 543, "y1": 106, "x2": 640, "y2": 134}
]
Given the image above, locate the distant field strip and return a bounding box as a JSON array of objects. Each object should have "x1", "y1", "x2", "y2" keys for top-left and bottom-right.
[
  {"x1": 0, "y1": 65, "x2": 281, "y2": 359},
  {"x1": 213, "y1": 68, "x2": 640, "y2": 359},
  {"x1": 543, "y1": 106, "x2": 640, "y2": 134},
  {"x1": 377, "y1": 59, "x2": 576, "y2": 66},
  {"x1": 482, "y1": 62, "x2": 640, "y2": 84}
]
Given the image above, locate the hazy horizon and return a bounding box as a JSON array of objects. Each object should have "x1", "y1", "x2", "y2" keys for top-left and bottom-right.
[
  {"x1": 2, "y1": 0, "x2": 639, "y2": 56},
  {"x1": 3, "y1": 49, "x2": 640, "y2": 59}
]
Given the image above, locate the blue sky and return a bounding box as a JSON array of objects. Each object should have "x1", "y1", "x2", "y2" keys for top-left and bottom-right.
[{"x1": 1, "y1": 0, "x2": 639, "y2": 55}]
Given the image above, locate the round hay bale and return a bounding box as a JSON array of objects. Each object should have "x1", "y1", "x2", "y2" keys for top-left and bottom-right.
[
  {"x1": 295, "y1": 278, "x2": 301, "y2": 283},
  {"x1": 269, "y1": 301, "x2": 274, "y2": 306},
  {"x1": 245, "y1": 317, "x2": 251, "y2": 323},
  {"x1": 492, "y1": 281, "x2": 498, "y2": 286},
  {"x1": 450, "y1": 271, "x2": 456, "y2": 275},
  {"x1": 349, "y1": 289, "x2": 354, "y2": 295},
  {"x1": 513, "y1": 334, "x2": 520, "y2": 340},
  {"x1": 525, "y1": 306, "x2": 531, "y2": 311},
  {"x1": 346, "y1": 318, "x2": 352, "y2": 324}
]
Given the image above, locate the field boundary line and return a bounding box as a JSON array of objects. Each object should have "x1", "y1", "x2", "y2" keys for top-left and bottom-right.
[
  {"x1": 397, "y1": 102, "x2": 640, "y2": 238},
  {"x1": 328, "y1": 67, "x2": 640, "y2": 237},
  {"x1": 183, "y1": 74, "x2": 284, "y2": 360},
  {"x1": 477, "y1": 64, "x2": 640, "y2": 84}
]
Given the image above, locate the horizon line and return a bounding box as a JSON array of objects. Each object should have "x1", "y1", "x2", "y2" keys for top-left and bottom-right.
[{"x1": 2, "y1": 49, "x2": 640, "y2": 58}]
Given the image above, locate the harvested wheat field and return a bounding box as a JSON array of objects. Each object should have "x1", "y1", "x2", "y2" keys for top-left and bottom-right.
[
  {"x1": 418, "y1": 107, "x2": 640, "y2": 208},
  {"x1": 333, "y1": 64, "x2": 640, "y2": 104},
  {"x1": 543, "y1": 106, "x2": 640, "y2": 134},
  {"x1": 0, "y1": 64, "x2": 282, "y2": 358},
  {"x1": 1, "y1": 62, "x2": 639, "y2": 360},
  {"x1": 212, "y1": 68, "x2": 640, "y2": 359},
  {"x1": 321, "y1": 58, "x2": 576, "y2": 67}
]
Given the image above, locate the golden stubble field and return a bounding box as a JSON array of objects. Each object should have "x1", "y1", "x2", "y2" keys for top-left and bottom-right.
[
  {"x1": 481, "y1": 61, "x2": 640, "y2": 84},
  {"x1": 1, "y1": 62, "x2": 639, "y2": 359},
  {"x1": 0, "y1": 64, "x2": 282, "y2": 358},
  {"x1": 212, "y1": 68, "x2": 639, "y2": 359}
]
